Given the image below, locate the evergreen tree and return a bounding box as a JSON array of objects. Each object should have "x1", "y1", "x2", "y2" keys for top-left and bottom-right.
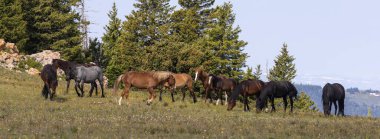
[
  {"x1": 244, "y1": 67, "x2": 254, "y2": 80},
  {"x1": 101, "y1": 2, "x2": 121, "y2": 68},
  {"x1": 106, "y1": 0, "x2": 174, "y2": 84},
  {"x1": 268, "y1": 43, "x2": 296, "y2": 81},
  {"x1": 24, "y1": 0, "x2": 81, "y2": 57},
  {"x1": 294, "y1": 92, "x2": 319, "y2": 112},
  {"x1": 84, "y1": 37, "x2": 102, "y2": 65},
  {"x1": 0, "y1": 0, "x2": 28, "y2": 51},
  {"x1": 202, "y1": 2, "x2": 247, "y2": 79},
  {"x1": 253, "y1": 65, "x2": 262, "y2": 80}
]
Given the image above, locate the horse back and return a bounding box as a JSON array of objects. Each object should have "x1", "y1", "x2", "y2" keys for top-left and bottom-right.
[{"x1": 124, "y1": 72, "x2": 159, "y2": 88}]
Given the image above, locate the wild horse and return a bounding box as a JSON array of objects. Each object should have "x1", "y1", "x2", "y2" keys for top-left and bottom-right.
[
  {"x1": 256, "y1": 81, "x2": 298, "y2": 113},
  {"x1": 159, "y1": 73, "x2": 197, "y2": 103},
  {"x1": 227, "y1": 79, "x2": 265, "y2": 111},
  {"x1": 52, "y1": 59, "x2": 98, "y2": 96},
  {"x1": 208, "y1": 74, "x2": 237, "y2": 105},
  {"x1": 39, "y1": 64, "x2": 58, "y2": 100},
  {"x1": 73, "y1": 65, "x2": 105, "y2": 97},
  {"x1": 113, "y1": 71, "x2": 176, "y2": 105},
  {"x1": 322, "y1": 83, "x2": 345, "y2": 116},
  {"x1": 194, "y1": 68, "x2": 212, "y2": 102}
]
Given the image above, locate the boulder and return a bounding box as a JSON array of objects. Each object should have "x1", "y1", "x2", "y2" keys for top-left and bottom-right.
[{"x1": 26, "y1": 68, "x2": 40, "y2": 75}]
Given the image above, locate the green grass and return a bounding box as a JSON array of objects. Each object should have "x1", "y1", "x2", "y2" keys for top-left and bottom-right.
[{"x1": 0, "y1": 67, "x2": 379, "y2": 138}]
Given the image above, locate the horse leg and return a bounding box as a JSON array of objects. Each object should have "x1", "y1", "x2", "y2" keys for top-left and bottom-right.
[
  {"x1": 224, "y1": 91, "x2": 228, "y2": 106},
  {"x1": 333, "y1": 101, "x2": 338, "y2": 115},
  {"x1": 89, "y1": 83, "x2": 95, "y2": 97},
  {"x1": 216, "y1": 89, "x2": 221, "y2": 105},
  {"x1": 119, "y1": 83, "x2": 130, "y2": 106},
  {"x1": 99, "y1": 80, "x2": 105, "y2": 98},
  {"x1": 159, "y1": 88, "x2": 163, "y2": 101},
  {"x1": 50, "y1": 83, "x2": 57, "y2": 101},
  {"x1": 171, "y1": 87, "x2": 175, "y2": 102},
  {"x1": 74, "y1": 81, "x2": 81, "y2": 97},
  {"x1": 42, "y1": 83, "x2": 49, "y2": 99},
  {"x1": 289, "y1": 96, "x2": 294, "y2": 112},
  {"x1": 95, "y1": 81, "x2": 99, "y2": 96},
  {"x1": 65, "y1": 79, "x2": 70, "y2": 94},
  {"x1": 188, "y1": 83, "x2": 197, "y2": 103},
  {"x1": 181, "y1": 88, "x2": 186, "y2": 101},
  {"x1": 204, "y1": 87, "x2": 209, "y2": 103},
  {"x1": 283, "y1": 96, "x2": 288, "y2": 112},
  {"x1": 147, "y1": 87, "x2": 155, "y2": 105},
  {"x1": 271, "y1": 97, "x2": 275, "y2": 112},
  {"x1": 80, "y1": 80, "x2": 85, "y2": 97},
  {"x1": 329, "y1": 102, "x2": 332, "y2": 115},
  {"x1": 338, "y1": 99, "x2": 345, "y2": 116}
]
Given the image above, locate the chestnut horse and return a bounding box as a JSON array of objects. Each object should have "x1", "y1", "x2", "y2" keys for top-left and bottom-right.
[
  {"x1": 194, "y1": 68, "x2": 213, "y2": 102},
  {"x1": 227, "y1": 79, "x2": 265, "y2": 111},
  {"x1": 208, "y1": 74, "x2": 237, "y2": 105},
  {"x1": 40, "y1": 64, "x2": 58, "y2": 100},
  {"x1": 113, "y1": 71, "x2": 176, "y2": 105},
  {"x1": 160, "y1": 73, "x2": 197, "y2": 103}
]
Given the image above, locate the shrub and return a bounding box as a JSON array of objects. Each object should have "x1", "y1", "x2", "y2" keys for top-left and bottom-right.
[{"x1": 17, "y1": 57, "x2": 42, "y2": 70}]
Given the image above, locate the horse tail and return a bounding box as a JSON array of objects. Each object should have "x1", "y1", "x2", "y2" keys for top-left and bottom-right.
[{"x1": 113, "y1": 74, "x2": 125, "y2": 96}]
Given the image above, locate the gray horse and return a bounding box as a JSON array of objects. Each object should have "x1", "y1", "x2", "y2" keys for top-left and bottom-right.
[{"x1": 73, "y1": 65, "x2": 105, "y2": 97}]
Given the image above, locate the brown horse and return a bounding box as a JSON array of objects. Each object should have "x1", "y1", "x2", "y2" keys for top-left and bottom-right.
[
  {"x1": 227, "y1": 79, "x2": 265, "y2": 111},
  {"x1": 40, "y1": 64, "x2": 59, "y2": 100},
  {"x1": 208, "y1": 74, "x2": 237, "y2": 105},
  {"x1": 113, "y1": 71, "x2": 176, "y2": 105},
  {"x1": 194, "y1": 68, "x2": 213, "y2": 102},
  {"x1": 160, "y1": 73, "x2": 197, "y2": 103}
]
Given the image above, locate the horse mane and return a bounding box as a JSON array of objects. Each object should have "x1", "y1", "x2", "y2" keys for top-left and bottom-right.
[{"x1": 151, "y1": 71, "x2": 173, "y2": 82}]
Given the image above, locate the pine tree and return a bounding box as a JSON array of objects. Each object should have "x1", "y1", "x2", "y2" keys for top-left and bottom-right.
[
  {"x1": 101, "y1": 2, "x2": 121, "y2": 68},
  {"x1": 253, "y1": 65, "x2": 262, "y2": 80},
  {"x1": 23, "y1": 0, "x2": 81, "y2": 57},
  {"x1": 294, "y1": 92, "x2": 319, "y2": 112},
  {"x1": 106, "y1": 0, "x2": 174, "y2": 84},
  {"x1": 244, "y1": 67, "x2": 254, "y2": 80},
  {"x1": 202, "y1": 2, "x2": 247, "y2": 79},
  {"x1": 268, "y1": 43, "x2": 296, "y2": 81},
  {"x1": 0, "y1": 0, "x2": 28, "y2": 51}
]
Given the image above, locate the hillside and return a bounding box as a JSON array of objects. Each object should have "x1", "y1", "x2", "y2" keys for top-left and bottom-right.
[
  {"x1": 296, "y1": 84, "x2": 380, "y2": 117},
  {"x1": 0, "y1": 67, "x2": 379, "y2": 138}
]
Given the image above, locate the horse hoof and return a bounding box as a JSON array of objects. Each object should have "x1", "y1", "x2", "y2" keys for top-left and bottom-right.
[{"x1": 101, "y1": 95, "x2": 105, "y2": 98}]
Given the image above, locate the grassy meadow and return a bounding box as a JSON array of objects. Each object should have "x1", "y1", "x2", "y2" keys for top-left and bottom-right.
[{"x1": 0, "y1": 67, "x2": 379, "y2": 138}]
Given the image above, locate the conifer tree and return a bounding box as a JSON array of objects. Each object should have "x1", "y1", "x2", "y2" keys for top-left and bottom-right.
[
  {"x1": 244, "y1": 67, "x2": 254, "y2": 80},
  {"x1": 253, "y1": 65, "x2": 262, "y2": 80},
  {"x1": 0, "y1": 0, "x2": 28, "y2": 51},
  {"x1": 202, "y1": 2, "x2": 247, "y2": 79},
  {"x1": 101, "y1": 2, "x2": 121, "y2": 68},
  {"x1": 268, "y1": 43, "x2": 296, "y2": 81}
]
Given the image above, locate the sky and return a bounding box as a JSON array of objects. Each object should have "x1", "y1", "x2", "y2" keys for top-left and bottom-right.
[{"x1": 86, "y1": 0, "x2": 380, "y2": 90}]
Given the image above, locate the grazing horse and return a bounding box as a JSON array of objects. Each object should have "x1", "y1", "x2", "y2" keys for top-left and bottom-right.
[
  {"x1": 227, "y1": 79, "x2": 265, "y2": 111},
  {"x1": 322, "y1": 83, "x2": 345, "y2": 116},
  {"x1": 256, "y1": 81, "x2": 298, "y2": 113},
  {"x1": 39, "y1": 64, "x2": 58, "y2": 100},
  {"x1": 160, "y1": 73, "x2": 197, "y2": 103},
  {"x1": 208, "y1": 75, "x2": 237, "y2": 105},
  {"x1": 73, "y1": 65, "x2": 105, "y2": 97},
  {"x1": 113, "y1": 71, "x2": 176, "y2": 105},
  {"x1": 52, "y1": 59, "x2": 98, "y2": 95},
  {"x1": 194, "y1": 68, "x2": 212, "y2": 102}
]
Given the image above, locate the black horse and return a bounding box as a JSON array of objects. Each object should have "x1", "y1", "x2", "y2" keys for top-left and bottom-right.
[
  {"x1": 52, "y1": 59, "x2": 98, "y2": 96},
  {"x1": 256, "y1": 81, "x2": 298, "y2": 113},
  {"x1": 227, "y1": 79, "x2": 265, "y2": 111},
  {"x1": 322, "y1": 83, "x2": 345, "y2": 116},
  {"x1": 40, "y1": 64, "x2": 58, "y2": 100},
  {"x1": 208, "y1": 74, "x2": 237, "y2": 105}
]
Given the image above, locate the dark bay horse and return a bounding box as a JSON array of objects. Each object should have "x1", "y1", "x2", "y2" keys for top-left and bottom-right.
[
  {"x1": 113, "y1": 71, "x2": 176, "y2": 105},
  {"x1": 227, "y1": 79, "x2": 265, "y2": 111},
  {"x1": 52, "y1": 59, "x2": 98, "y2": 95},
  {"x1": 39, "y1": 64, "x2": 58, "y2": 100},
  {"x1": 256, "y1": 81, "x2": 298, "y2": 113},
  {"x1": 194, "y1": 68, "x2": 212, "y2": 102},
  {"x1": 208, "y1": 74, "x2": 237, "y2": 105},
  {"x1": 73, "y1": 65, "x2": 105, "y2": 97},
  {"x1": 322, "y1": 83, "x2": 345, "y2": 116},
  {"x1": 160, "y1": 73, "x2": 197, "y2": 103}
]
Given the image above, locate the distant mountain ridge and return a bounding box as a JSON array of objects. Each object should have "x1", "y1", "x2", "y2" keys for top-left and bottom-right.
[{"x1": 295, "y1": 84, "x2": 380, "y2": 117}]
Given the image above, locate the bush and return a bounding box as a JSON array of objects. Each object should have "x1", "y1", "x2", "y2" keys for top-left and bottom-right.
[{"x1": 17, "y1": 57, "x2": 42, "y2": 70}]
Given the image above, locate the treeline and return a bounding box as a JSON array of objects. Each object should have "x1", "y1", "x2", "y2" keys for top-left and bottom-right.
[
  {"x1": 102, "y1": 0, "x2": 248, "y2": 83},
  {"x1": 0, "y1": 0, "x2": 83, "y2": 60}
]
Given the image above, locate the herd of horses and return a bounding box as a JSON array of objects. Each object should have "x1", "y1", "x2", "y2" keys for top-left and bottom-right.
[{"x1": 39, "y1": 59, "x2": 346, "y2": 116}]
